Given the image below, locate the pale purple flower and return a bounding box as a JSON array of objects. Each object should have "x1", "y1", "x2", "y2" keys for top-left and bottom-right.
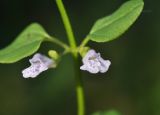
[
  {"x1": 80, "y1": 49, "x2": 111, "y2": 74},
  {"x1": 22, "y1": 53, "x2": 55, "y2": 78}
]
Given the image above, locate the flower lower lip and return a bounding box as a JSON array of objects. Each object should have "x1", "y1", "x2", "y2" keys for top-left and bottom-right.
[
  {"x1": 80, "y1": 49, "x2": 111, "y2": 74},
  {"x1": 22, "y1": 53, "x2": 55, "y2": 78}
]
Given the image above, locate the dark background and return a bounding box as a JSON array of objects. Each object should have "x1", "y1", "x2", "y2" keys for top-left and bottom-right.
[{"x1": 0, "y1": 0, "x2": 159, "y2": 115}]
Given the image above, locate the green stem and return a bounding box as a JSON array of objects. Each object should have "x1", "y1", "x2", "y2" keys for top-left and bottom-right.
[
  {"x1": 79, "y1": 37, "x2": 90, "y2": 49},
  {"x1": 45, "y1": 36, "x2": 69, "y2": 50},
  {"x1": 55, "y1": 0, "x2": 77, "y2": 50},
  {"x1": 73, "y1": 55, "x2": 85, "y2": 115},
  {"x1": 55, "y1": 0, "x2": 85, "y2": 115}
]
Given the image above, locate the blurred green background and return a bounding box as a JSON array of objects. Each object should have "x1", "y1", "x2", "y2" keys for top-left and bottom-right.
[{"x1": 0, "y1": 0, "x2": 159, "y2": 115}]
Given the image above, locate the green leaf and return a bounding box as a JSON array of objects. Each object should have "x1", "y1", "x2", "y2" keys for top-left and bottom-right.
[
  {"x1": 0, "y1": 23, "x2": 49, "y2": 63},
  {"x1": 92, "y1": 110, "x2": 121, "y2": 115},
  {"x1": 88, "y1": 0, "x2": 144, "y2": 42}
]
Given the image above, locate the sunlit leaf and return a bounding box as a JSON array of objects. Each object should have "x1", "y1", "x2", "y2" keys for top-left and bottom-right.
[
  {"x1": 88, "y1": 0, "x2": 144, "y2": 42},
  {"x1": 0, "y1": 23, "x2": 49, "y2": 63}
]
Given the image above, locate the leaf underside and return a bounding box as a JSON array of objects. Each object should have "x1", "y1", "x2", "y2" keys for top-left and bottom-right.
[
  {"x1": 0, "y1": 23, "x2": 49, "y2": 63},
  {"x1": 88, "y1": 0, "x2": 144, "y2": 42}
]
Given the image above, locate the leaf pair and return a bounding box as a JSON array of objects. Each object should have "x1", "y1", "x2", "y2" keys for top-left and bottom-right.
[{"x1": 0, "y1": 0, "x2": 144, "y2": 63}]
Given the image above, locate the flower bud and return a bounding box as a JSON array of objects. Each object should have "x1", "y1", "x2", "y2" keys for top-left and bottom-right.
[
  {"x1": 48, "y1": 50, "x2": 59, "y2": 60},
  {"x1": 79, "y1": 47, "x2": 90, "y2": 57}
]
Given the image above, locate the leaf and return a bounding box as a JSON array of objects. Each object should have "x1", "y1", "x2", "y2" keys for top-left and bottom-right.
[
  {"x1": 92, "y1": 110, "x2": 121, "y2": 115},
  {"x1": 0, "y1": 23, "x2": 49, "y2": 63},
  {"x1": 88, "y1": 0, "x2": 144, "y2": 42}
]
